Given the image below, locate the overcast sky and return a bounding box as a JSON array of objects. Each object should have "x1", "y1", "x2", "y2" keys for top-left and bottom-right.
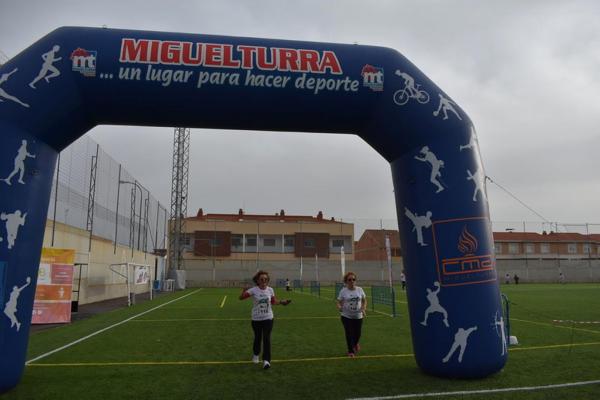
[{"x1": 2, "y1": 1, "x2": 599, "y2": 232}]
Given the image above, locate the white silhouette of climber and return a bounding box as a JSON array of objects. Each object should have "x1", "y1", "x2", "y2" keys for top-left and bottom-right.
[
  {"x1": 466, "y1": 167, "x2": 487, "y2": 202},
  {"x1": 420, "y1": 281, "x2": 449, "y2": 327},
  {"x1": 415, "y1": 146, "x2": 445, "y2": 193},
  {"x1": 493, "y1": 313, "x2": 508, "y2": 356},
  {"x1": 460, "y1": 126, "x2": 479, "y2": 152},
  {"x1": 433, "y1": 93, "x2": 462, "y2": 121},
  {"x1": 29, "y1": 45, "x2": 62, "y2": 89},
  {"x1": 4, "y1": 276, "x2": 31, "y2": 332},
  {"x1": 1, "y1": 210, "x2": 27, "y2": 249},
  {"x1": 442, "y1": 326, "x2": 478, "y2": 363},
  {"x1": 3, "y1": 140, "x2": 36, "y2": 185},
  {"x1": 0, "y1": 68, "x2": 29, "y2": 108},
  {"x1": 405, "y1": 207, "x2": 432, "y2": 246}
]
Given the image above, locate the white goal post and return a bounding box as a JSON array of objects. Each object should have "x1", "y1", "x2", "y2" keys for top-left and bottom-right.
[{"x1": 109, "y1": 262, "x2": 153, "y2": 306}]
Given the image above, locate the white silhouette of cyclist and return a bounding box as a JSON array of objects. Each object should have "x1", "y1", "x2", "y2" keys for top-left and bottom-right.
[
  {"x1": 460, "y1": 126, "x2": 479, "y2": 152},
  {"x1": 493, "y1": 312, "x2": 508, "y2": 356},
  {"x1": 4, "y1": 276, "x2": 31, "y2": 332},
  {"x1": 466, "y1": 166, "x2": 487, "y2": 202},
  {"x1": 29, "y1": 45, "x2": 62, "y2": 89},
  {"x1": 415, "y1": 146, "x2": 445, "y2": 193},
  {"x1": 433, "y1": 93, "x2": 462, "y2": 121},
  {"x1": 393, "y1": 70, "x2": 430, "y2": 105},
  {"x1": 3, "y1": 140, "x2": 36, "y2": 185},
  {"x1": 0, "y1": 68, "x2": 29, "y2": 108},
  {"x1": 1, "y1": 210, "x2": 27, "y2": 249},
  {"x1": 420, "y1": 281, "x2": 449, "y2": 327},
  {"x1": 405, "y1": 207, "x2": 432, "y2": 246},
  {"x1": 442, "y1": 326, "x2": 478, "y2": 363}
]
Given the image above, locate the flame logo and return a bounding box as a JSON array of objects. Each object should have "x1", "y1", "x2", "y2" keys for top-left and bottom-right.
[{"x1": 457, "y1": 226, "x2": 478, "y2": 254}]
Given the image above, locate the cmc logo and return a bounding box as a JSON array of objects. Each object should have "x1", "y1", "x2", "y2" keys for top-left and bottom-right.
[
  {"x1": 432, "y1": 217, "x2": 496, "y2": 287},
  {"x1": 70, "y1": 48, "x2": 97, "y2": 77},
  {"x1": 361, "y1": 64, "x2": 384, "y2": 91}
]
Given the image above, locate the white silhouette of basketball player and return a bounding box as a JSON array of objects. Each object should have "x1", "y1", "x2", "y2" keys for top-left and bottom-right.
[
  {"x1": 29, "y1": 45, "x2": 62, "y2": 89},
  {"x1": 420, "y1": 281, "x2": 449, "y2": 327},
  {"x1": 1, "y1": 210, "x2": 27, "y2": 249},
  {"x1": 459, "y1": 126, "x2": 478, "y2": 152},
  {"x1": 442, "y1": 326, "x2": 478, "y2": 363},
  {"x1": 415, "y1": 146, "x2": 445, "y2": 193},
  {"x1": 4, "y1": 276, "x2": 31, "y2": 332},
  {"x1": 433, "y1": 93, "x2": 462, "y2": 121},
  {"x1": 466, "y1": 167, "x2": 487, "y2": 202},
  {"x1": 3, "y1": 140, "x2": 36, "y2": 185},
  {"x1": 493, "y1": 313, "x2": 508, "y2": 356},
  {"x1": 404, "y1": 207, "x2": 432, "y2": 246},
  {"x1": 0, "y1": 68, "x2": 29, "y2": 108}
]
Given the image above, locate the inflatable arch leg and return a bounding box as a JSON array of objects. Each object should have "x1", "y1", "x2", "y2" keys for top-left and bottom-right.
[{"x1": 0, "y1": 27, "x2": 505, "y2": 392}]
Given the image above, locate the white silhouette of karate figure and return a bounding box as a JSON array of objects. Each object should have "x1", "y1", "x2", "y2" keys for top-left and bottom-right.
[
  {"x1": 460, "y1": 126, "x2": 479, "y2": 152},
  {"x1": 443, "y1": 326, "x2": 478, "y2": 363},
  {"x1": 3, "y1": 140, "x2": 36, "y2": 185},
  {"x1": 29, "y1": 45, "x2": 62, "y2": 89},
  {"x1": 433, "y1": 93, "x2": 462, "y2": 121},
  {"x1": 1, "y1": 210, "x2": 27, "y2": 249},
  {"x1": 420, "y1": 281, "x2": 449, "y2": 327},
  {"x1": 466, "y1": 166, "x2": 487, "y2": 202},
  {"x1": 415, "y1": 146, "x2": 445, "y2": 193},
  {"x1": 4, "y1": 276, "x2": 31, "y2": 332},
  {"x1": 0, "y1": 68, "x2": 29, "y2": 108},
  {"x1": 493, "y1": 313, "x2": 508, "y2": 356},
  {"x1": 405, "y1": 207, "x2": 432, "y2": 246}
]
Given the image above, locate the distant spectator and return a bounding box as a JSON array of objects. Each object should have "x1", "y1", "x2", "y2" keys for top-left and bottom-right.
[
  {"x1": 505, "y1": 273, "x2": 510, "y2": 284},
  {"x1": 400, "y1": 271, "x2": 406, "y2": 290},
  {"x1": 513, "y1": 274, "x2": 519, "y2": 285},
  {"x1": 559, "y1": 272, "x2": 565, "y2": 284},
  {"x1": 285, "y1": 278, "x2": 291, "y2": 292}
]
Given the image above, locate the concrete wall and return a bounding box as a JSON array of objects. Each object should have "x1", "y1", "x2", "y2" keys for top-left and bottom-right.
[{"x1": 497, "y1": 258, "x2": 600, "y2": 283}]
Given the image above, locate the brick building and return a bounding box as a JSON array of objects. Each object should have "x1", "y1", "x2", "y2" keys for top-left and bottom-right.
[{"x1": 354, "y1": 229, "x2": 401, "y2": 261}]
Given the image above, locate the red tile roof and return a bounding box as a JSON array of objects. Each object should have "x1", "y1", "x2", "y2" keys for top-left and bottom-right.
[
  {"x1": 493, "y1": 231, "x2": 597, "y2": 243},
  {"x1": 185, "y1": 209, "x2": 348, "y2": 224},
  {"x1": 358, "y1": 229, "x2": 401, "y2": 247}
]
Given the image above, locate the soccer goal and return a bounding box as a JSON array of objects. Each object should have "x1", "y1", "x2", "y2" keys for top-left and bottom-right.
[
  {"x1": 371, "y1": 285, "x2": 397, "y2": 317},
  {"x1": 109, "y1": 262, "x2": 153, "y2": 306}
]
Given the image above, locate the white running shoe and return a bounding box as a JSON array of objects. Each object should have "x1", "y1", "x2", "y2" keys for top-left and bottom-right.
[
  {"x1": 252, "y1": 355, "x2": 260, "y2": 364},
  {"x1": 263, "y1": 361, "x2": 271, "y2": 370}
]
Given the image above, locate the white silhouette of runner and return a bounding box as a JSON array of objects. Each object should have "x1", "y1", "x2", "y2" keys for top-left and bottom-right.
[
  {"x1": 460, "y1": 126, "x2": 478, "y2": 151},
  {"x1": 442, "y1": 326, "x2": 478, "y2": 363},
  {"x1": 4, "y1": 276, "x2": 31, "y2": 332},
  {"x1": 433, "y1": 93, "x2": 462, "y2": 121},
  {"x1": 405, "y1": 207, "x2": 432, "y2": 246},
  {"x1": 3, "y1": 140, "x2": 36, "y2": 185},
  {"x1": 415, "y1": 146, "x2": 445, "y2": 193},
  {"x1": 1, "y1": 210, "x2": 27, "y2": 249},
  {"x1": 493, "y1": 313, "x2": 508, "y2": 356},
  {"x1": 0, "y1": 68, "x2": 29, "y2": 108},
  {"x1": 29, "y1": 45, "x2": 62, "y2": 89},
  {"x1": 466, "y1": 167, "x2": 487, "y2": 202},
  {"x1": 420, "y1": 281, "x2": 449, "y2": 327}
]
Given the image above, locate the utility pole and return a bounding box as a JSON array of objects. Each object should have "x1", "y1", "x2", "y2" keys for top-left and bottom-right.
[{"x1": 168, "y1": 127, "x2": 190, "y2": 272}]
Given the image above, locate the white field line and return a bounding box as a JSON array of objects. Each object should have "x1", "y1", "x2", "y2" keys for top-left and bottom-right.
[
  {"x1": 346, "y1": 379, "x2": 600, "y2": 400},
  {"x1": 219, "y1": 295, "x2": 227, "y2": 308},
  {"x1": 26, "y1": 289, "x2": 203, "y2": 364}
]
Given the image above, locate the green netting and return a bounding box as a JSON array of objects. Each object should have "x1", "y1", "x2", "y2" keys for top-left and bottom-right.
[{"x1": 371, "y1": 285, "x2": 396, "y2": 317}]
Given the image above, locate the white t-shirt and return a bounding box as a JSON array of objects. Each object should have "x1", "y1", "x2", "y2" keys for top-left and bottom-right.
[
  {"x1": 337, "y1": 286, "x2": 366, "y2": 319},
  {"x1": 245, "y1": 286, "x2": 275, "y2": 321}
]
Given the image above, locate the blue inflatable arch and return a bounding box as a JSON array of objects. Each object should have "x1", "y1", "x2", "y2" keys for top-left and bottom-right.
[{"x1": 0, "y1": 27, "x2": 505, "y2": 391}]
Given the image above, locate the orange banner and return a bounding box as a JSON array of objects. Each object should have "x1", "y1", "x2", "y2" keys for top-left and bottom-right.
[{"x1": 32, "y1": 248, "x2": 75, "y2": 324}]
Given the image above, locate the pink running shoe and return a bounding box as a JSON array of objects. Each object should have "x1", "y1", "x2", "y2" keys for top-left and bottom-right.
[
  {"x1": 354, "y1": 343, "x2": 361, "y2": 353},
  {"x1": 347, "y1": 352, "x2": 355, "y2": 358}
]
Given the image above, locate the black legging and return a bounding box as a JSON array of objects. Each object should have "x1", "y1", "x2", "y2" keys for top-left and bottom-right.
[
  {"x1": 251, "y1": 319, "x2": 274, "y2": 362},
  {"x1": 341, "y1": 316, "x2": 363, "y2": 353}
]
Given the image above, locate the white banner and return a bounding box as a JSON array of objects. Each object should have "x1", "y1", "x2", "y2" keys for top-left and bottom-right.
[{"x1": 135, "y1": 266, "x2": 150, "y2": 285}]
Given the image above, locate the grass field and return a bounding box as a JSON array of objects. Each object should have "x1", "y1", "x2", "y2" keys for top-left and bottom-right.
[{"x1": 4, "y1": 283, "x2": 600, "y2": 399}]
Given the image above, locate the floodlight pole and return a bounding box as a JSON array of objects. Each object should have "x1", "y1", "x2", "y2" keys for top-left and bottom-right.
[{"x1": 168, "y1": 127, "x2": 190, "y2": 272}]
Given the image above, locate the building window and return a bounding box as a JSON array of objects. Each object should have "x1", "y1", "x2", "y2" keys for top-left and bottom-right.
[
  {"x1": 494, "y1": 243, "x2": 502, "y2": 253},
  {"x1": 246, "y1": 237, "x2": 257, "y2": 246},
  {"x1": 508, "y1": 243, "x2": 519, "y2": 254},
  {"x1": 304, "y1": 238, "x2": 315, "y2": 248},
  {"x1": 541, "y1": 243, "x2": 550, "y2": 254},
  {"x1": 582, "y1": 244, "x2": 592, "y2": 254},
  {"x1": 525, "y1": 243, "x2": 535, "y2": 254},
  {"x1": 263, "y1": 238, "x2": 276, "y2": 247},
  {"x1": 597, "y1": 245, "x2": 600, "y2": 255},
  {"x1": 231, "y1": 235, "x2": 242, "y2": 247},
  {"x1": 332, "y1": 239, "x2": 344, "y2": 248},
  {"x1": 568, "y1": 243, "x2": 577, "y2": 254},
  {"x1": 210, "y1": 238, "x2": 221, "y2": 247},
  {"x1": 284, "y1": 236, "x2": 294, "y2": 247},
  {"x1": 182, "y1": 234, "x2": 193, "y2": 250}
]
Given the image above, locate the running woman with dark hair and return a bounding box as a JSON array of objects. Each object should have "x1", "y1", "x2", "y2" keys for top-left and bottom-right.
[
  {"x1": 239, "y1": 270, "x2": 291, "y2": 369},
  {"x1": 336, "y1": 272, "x2": 366, "y2": 357}
]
